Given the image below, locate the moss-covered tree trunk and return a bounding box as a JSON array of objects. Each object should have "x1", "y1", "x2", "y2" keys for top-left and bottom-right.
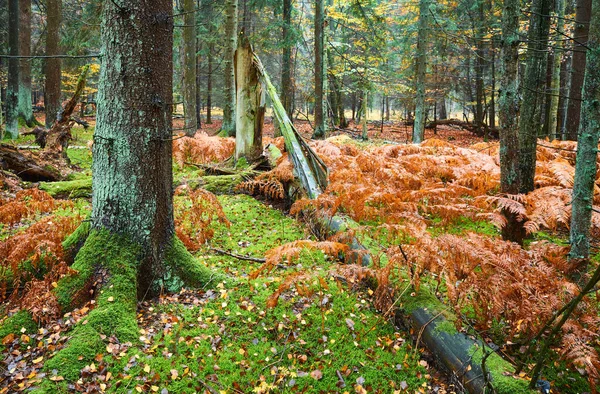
[
  {"x1": 499, "y1": 0, "x2": 526, "y2": 243},
  {"x1": 235, "y1": 34, "x2": 264, "y2": 163},
  {"x1": 569, "y1": 0, "x2": 600, "y2": 265},
  {"x1": 312, "y1": 0, "x2": 326, "y2": 139},
  {"x1": 6, "y1": 0, "x2": 19, "y2": 139},
  {"x1": 223, "y1": 0, "x2": 238, "y2": 137},
  {"x1": 518, "y1": 0, "x2": 551, "y2": 193},
  {"x1": 182, "y1": 0, "x2": 197, "y2": 136},
  {"x1": 17, "y1": 0, "x2": 35, "y2": 127},
  {"x1": 565, "y1": 0, "x2": 592, "y2": 141},
  {"x1": 92, "y1": 0, "x2": 176, "y2": 296},
  {"x1": 44, "y1": 0, "x2": 61, "y2": 129},
  {"x1": 412, "y1": 0, "x2": 429, "y2": 143}
]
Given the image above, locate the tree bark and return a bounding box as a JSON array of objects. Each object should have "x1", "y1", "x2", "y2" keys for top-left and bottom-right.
[
  {"x1": 518, "y1": 0, "x2": 551, "y2": 194},
  {"x1": 281, "y1": 0, "x2": 294, "y2": 121},
  {"x1": 499, "y1": 0, "x2": 526, "y2": 243},
  {"x1": 312, "y1": 0, "x2": 326, "y2": 139},
  {"x1": 565, "y1": 0, "x2": 592, "y2": 140},
  {"x1": 45, "y1": 0, "x2": 62, "y2": 129},
  {"x1": 235, "y1": 35, "x2": 264, "y2": 163},
  {"x1": 412, "y1": 0, "x2": 429, "y2": 143},
  {"x1": 92, "y1": 0, "x2": 175, "y2": 296},
  {"x1": 569, "y1": 0, "x2": 600, "y2": 264},
  {"x1": 6, "y1": 0, "x2": 19, "y2": 139},
  {"x1": 18, "y1": 0, "x2": 35, "y2": 127},
  {"x1": 548, "y1": 0, "x2": 566, "y2": 139},
  {"x1": 206, "y1": 43, "x2": 213, "y2": 125},
  {"x1": 182, "y1": 0, "x2": 197, "y2": 136},
  {"x1": 223, "y1": 0, "x2": 238, "y2": 136}
]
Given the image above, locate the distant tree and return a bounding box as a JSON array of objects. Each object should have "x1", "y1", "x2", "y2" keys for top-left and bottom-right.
[
  {"x1": 6, "y1": 0, "x2": 19, "y2": 139},
  {"x1": 182, "y1": 0, "x2": 197, "y2": 136},
  {"x1": 312, "y1": 0, "x2": 326, "y2": 139},
  {"x1": 498, "y1": 0, "x2": 525, "y2": 244},
  {"x1": 412, "y1": 0, "x2": 430, "y2": 143},
  {"x1": 45, "y1": 0, "x2": 61, "y2": 128},
  {"x1": 565, "y1": 0, "x2": 592, "y2": 140},
  {"x1": 569, "y1": 0, "x2": 600, "y2": 267},
  {"x1": 518, "y1": 0, "x2": 551, "y2": 193},
  {"x1": 17, "y1": 0, "x2": 34, "y2": 127},
  {"x1": 222, "y1": 0, "x2": 238, "y2": 136},
  {"x1": 281, "y1": 0, "x2": 294, "y2": 122}
]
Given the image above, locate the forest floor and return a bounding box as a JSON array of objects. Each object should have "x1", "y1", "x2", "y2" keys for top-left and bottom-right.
[
  {"x1": 1, "y1": 115, "x2": 598, "y2": 393},
  {"x1": 0, "y1": 118, "x2": 460, "y2": 393}
]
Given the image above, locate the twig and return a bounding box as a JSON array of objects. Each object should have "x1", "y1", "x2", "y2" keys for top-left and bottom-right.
[{"x1": 209, "y1": 247, "x2": 266, "y2": 263}]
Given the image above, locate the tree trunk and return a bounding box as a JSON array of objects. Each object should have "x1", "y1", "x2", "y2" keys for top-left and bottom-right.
[
  {"x1": 92, "y1": 0, "x2": 176, "y2": 296},
  {"x1": 18, "y1": 0, "x2": 35, "y2": 127},
  {"x1": 412, "y1": 0, "x2": 429, "y2": 143},
  {"x1": 223, "y1": 0, "x2": 238, "y2": 136},
  {"x1": 556, "y1": 47, "x2": 570, "y2": 139},
  {"x1": 548, "y1": 0, "x2": 566, "y2": 140},
  {"x1": 518, "y1": 0, "x2": 551, "y2": 194},
  {"x1": 361, "y1": 90, "x2": 368, "y2": 140},
  {"x1": 565, "y1": 0, "x2": 592, "y2": 140},
  {"x1": 195, "y1": 3, "x2": 202, "y2": 130},
  {"x1": 206, "y1": 43, "x2": 213, "y2": 125},
  {"x1": 45, "y1": 0, "x2": 61, "y2": 129},
  {"x1": 489, "y1": 43, "x2": 496, "y2": 129},
  {"x1": 182, "y1": 0, "x2": 197, "y2": 136},
  {"x1": 569, "y1": 0, "x2": 600, "y2": 265},
  {"x1": 499, "y1": 0, "x2": 526, "y2": 243},
  {"x1": 281, "y1": 0, "x2": 294, "y2": 122},
  {"x1": 6, "y1": 0, "x2": 20, "y2": 139},
  {"x1": 313, "y1": 0, "x2": 326, "y2": 139},
  {"x1": 235, "y1": 35, "x2": 264, "y2": 163},
  {"x1": 474, "y1": 1, "x2": 486, "y2": 128}
]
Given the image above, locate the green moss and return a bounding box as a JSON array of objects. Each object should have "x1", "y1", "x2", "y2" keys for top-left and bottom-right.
[
  {"x1": 67, "y1": 148, "x2": 93, "y2": 170},
  {"x1": 200, "y1": 174, "x2": 246, "y2": 194},
  {"x1": 62, "y1": 221, "x2": 91, "y2": 261},
  {"x1": 470, "y1": 345, "x2": 534, "y2": 393},
  {"x1": 39, "y1": 178, "x2": 92, "y2": 199},
  {"x1": 0, "y1": 310, "x2": 37, "y2": 351},
  {"x1": 428, "y1": 216, "x2": 498, "y2": 237},
  {"x1": 164, "y1": 236, "x2": 223, "y2": 291},
  {"x1": 45, "y1": 230, "x2": 141, "y2": 380}
]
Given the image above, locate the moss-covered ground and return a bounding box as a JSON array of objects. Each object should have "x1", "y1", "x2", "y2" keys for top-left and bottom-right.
[{"x1": 1, "y1": 192, "x2": 431, "y2": 393}]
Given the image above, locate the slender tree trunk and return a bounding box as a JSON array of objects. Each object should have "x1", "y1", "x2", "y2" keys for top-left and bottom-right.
[
  {"x1": 474, "y1": 2, "x2": 486, "y2": 127},
  {"x1": 45, "y1": 0, "x2": 61, "y2": 129},
  {"x1": 6, "y1": 0, "x2": 19, "y2": 139},
  {"x1": 361, "y1": 89, "x2": 368, "y2": 140},
  {"x1": 312, "y1": 0, "x2": 326, "y2": 139},
  {"x1": 18, "y1": 0, "x2": 34, "y2": 127},
  {"x1": 385, "y1": 97, "x2": 390, "y2": 121},
  {"x1": 518, "y1": 0, "x2": 551, "y2": 194},
  {"x1": 196, "y1": 24, "x2": 202, "y2": 129},
  {"x1": 281, "y1": 0, "x2": 294, "y2": 119},
  {"x1": 556, "y1": 50, "x2": 570, "y2": 139},
  {"x1": 235, "y1": 35, "x2": 264, "y2": 163},
  {"x1": 489, "y1": 43, "x2": 496, "y2": 129},
  {"x1": 565, "y1": 0, "x2": 592, "y2": 140},
  {"x1": 569, "y1": 0, "x2": 600, "y2": 264},
  {"x1": 206, "y1": 43, "x2": 213, "y2": 125},
  {"x1": 499, "y1": 0, "x2": 526, "y2": 243},
  {"x1": 548, "y1": 0, "x2": 566, "y2": 139},
  {"x1": 412, "y1": 0, "x2": 429, "y2": 143},
  {"x1": 181, "y1": 0, "x2": 197, "y2": 136},
  {"x1": 223, "y1": 0, "x2": 238, "y2": 136}
]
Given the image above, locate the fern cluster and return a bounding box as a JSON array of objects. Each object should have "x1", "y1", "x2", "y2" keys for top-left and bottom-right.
[{"x1": 173, "y1": 133, "x2": 235, "y2": 166}]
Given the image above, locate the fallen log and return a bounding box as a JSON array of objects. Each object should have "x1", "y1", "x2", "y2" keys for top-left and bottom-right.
[
  {"x1": 0, "y1": 144, "x2": 61, "y2": 182},
  {"x1": 425, "y1": 118, "x2": 500, "y2": 139}
]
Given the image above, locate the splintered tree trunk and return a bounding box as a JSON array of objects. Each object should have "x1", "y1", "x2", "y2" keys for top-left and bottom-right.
[
  {"x1": 182, "y1": 0, "x2": 197, "y2": 136},
  {"x1": 565, "y1": 0, "x2": 592, "y2": 140},
  {"x1": 518, "y1": 0, "x2": 551, "y2": 193},
  {"x1": 499, "y1": 0, "x2": 526, "y2": 243},
  {"x1": 93, "y1": 0, "x2": 175, "y2": 295},
  {"x1": 235, "y1": 35, "x2": 264, "y2": 163},
  {"x1": 569, "y1": 0, "x2": 600, "y2": 265},
  {"x1": 6, "y1": 0, "x2": 19, "y2": 139},
  {"x1": 413, "y1": 0, "x2": 429, "y2": 143},
  {"x1": 223, "y1": 0, "x2": 238, "y2": 136},
  {"x1": 18, "y1": 0, "x2": 34, "y2": 127},
  {"x1": 45, "y1": 0, "x2": 61, "y2": 129},
  {"x1": 313, "y1": 0, "x2": 326, "y2": 139},
  {"x1": 281, "y1": 0, "x2": 294, "y2": 121}
]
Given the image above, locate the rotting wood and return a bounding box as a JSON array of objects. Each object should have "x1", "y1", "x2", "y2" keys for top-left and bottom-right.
[{"x1": 0, "y1": 144, "x2": 61, "y2": 182}]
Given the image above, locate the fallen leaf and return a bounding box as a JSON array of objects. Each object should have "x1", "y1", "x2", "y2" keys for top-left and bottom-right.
[{"x1": 310, "y1": 369, "x2": 323, "y2": 380}]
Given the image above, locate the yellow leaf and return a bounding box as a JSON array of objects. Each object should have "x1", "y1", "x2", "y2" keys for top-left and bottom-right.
[{"x1": 33, "y1": 356, "x2": 44, "y2": 364}]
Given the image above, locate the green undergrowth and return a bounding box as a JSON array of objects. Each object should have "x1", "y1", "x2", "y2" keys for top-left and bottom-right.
[
  {"x1": 427, "y1": 215, "x2": 499, "y2": 237},
  {"x1": 35, "y1": 194, "x2": 428, "y2": 392},
  {"x1": 0, "y1": 310, "x2": 37, "y2": 352}
]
